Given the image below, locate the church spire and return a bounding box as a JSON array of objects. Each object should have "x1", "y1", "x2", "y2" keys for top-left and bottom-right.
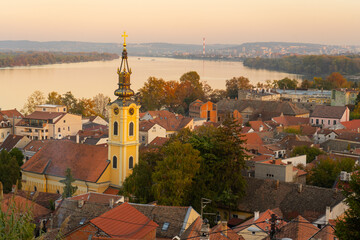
[{"x1": 114, "y1": 32, "x2": 134, "y2": 100}]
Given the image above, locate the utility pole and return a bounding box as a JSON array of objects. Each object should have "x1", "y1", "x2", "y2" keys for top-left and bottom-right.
[
  {"x1": 269, "y1": 213, "x2": 281, "y2": 240},
  {"x1": 200, "y1": 198, "x2": 216, "y2": 240}
]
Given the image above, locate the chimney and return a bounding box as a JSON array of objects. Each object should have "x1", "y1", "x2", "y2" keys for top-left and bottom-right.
[
  {"x1": 76, "y1": 134, "x2": 79, "y2": 144},
  {"x1": 254, "y1": 211, "x2": 260, "y2": 221},
  {"x1": 109, "y1": 198, "x2": 114, "y2": 208},
  {"x1": 325, "y1": 206, "x2": 330, "y2": 224},
  {"x1": 78, "y1": 199, "x2": 84, "y2": 208},
  {"x1": 298, "y1": 183, "x2": 303, "y2": 193},
  {"x1": 275, "y1": 180, "x2": 279, "y2": 189},
  {"x1": 221, "y1": 221, "x2": 228, "y2": 237},
  {"x1": 200, "y1": 219, "x2": 210, "y2": 240}
]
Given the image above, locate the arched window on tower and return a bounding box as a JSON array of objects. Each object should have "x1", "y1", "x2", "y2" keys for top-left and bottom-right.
[
  {"x1": 129, "y1": 156, "x2": 134, "y2": 169},
  {"x1": 113, "y1": 156, "x2": 117, "y2": 168},
  {"x1": 113, "y1": 121, "x2": 118, "y2": 135},
  {"x1": 129, "y1": 122, "x2": 134, "y2": 136}
]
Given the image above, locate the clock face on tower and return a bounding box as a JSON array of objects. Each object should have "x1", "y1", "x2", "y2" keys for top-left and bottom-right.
[
  {"x1": 113, "y1": 107, "x2": 119, "y2": 115},
  {"x1": 129, "y1": 107, "x2": 134, "y2": 115}
]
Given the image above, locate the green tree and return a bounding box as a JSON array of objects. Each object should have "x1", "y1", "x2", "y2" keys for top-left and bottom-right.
[
  {"x1": 46, "y1": 91, "x2": 63, "y2": 105},
  {"x1": 152, "y1": 141, "x2": 202, "y2": 206},
  {"x1": 208, "y1": 89, "x2": 227, "y2": 103},
  {"x1": 276, "y1": 77, "x2": 298, "y2": 90},
  {"x1": 59, "y1": 168, "x2": 78, "y2": 198},
  {"x1": 121, "y1": 151, "x2": 161, "y2": 203},
  {"x1": 0, "y1": 186, "x2": 36, "y2": 240},
  {"x1": 9, "y1": 148, "x2": 24, "y2": 167},
  {"x1": 291, "y1": 146, "x2": 323, "y2": 163},
  {"x1": 309, "y1": 157, "x2": 356, "y2": 188},
  {"x1": 226, "y1": 76, "x2": 253, "y2": 98},
  {"x1": 178, "y1": 71, "x2": 206, "y2": 112},
  {"x1": 139, "y1": 77, "x2": 166, "y2": 111},
  {"x1": 300, "y1": 79, "x2": 313, "y2": 89},
  {"x1": 0, "y1": 150, "x2": 21, "y2": 193},
  {"x1": 21, "y1": 90, "x2": 46, "y2": 115},
  {"x1": 335, "y1": 172, "x2": 360, "y2": 239},
  {"x1": 61, "y1": 91, "x2": 78, "y2": 113}
]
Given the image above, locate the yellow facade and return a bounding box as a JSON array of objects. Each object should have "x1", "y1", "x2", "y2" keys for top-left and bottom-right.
[{"x1": 108, "y1": 102, "x2": 140, "y2": 187}]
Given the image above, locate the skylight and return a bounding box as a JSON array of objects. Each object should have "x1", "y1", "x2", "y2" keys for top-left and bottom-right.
[{"x1": 162, "y1": 222, "x2": 170, "y2": 231}]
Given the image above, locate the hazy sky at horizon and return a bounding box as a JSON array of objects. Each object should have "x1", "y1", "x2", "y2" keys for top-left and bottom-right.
[{"x1": 2, "y1": 0, "x2": 360, "y2": 45}]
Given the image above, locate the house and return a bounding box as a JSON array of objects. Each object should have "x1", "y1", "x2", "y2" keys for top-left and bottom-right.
[
  {"x1": 180, "y1": 217, "x2": 242, "y2": 240},
  {"x1": 22, "y1": 140, "x2": 50, "y2": 163},
  {"x1": 248, "y1": 120, "x2": 270, "y2": 132},
  {"x1": 310, "y1": 105, "x2": 349, "y2": 128},
  {"x1": 148, "y1": 136, "x2": 169, "y2": 148},
  {"x1": 0, "y1": 134, "x2": 31, "y2": 152},
  {"x1": 139, "y1": 120, "x2": 166, "y2": 145},
  {"x1": 64, "y1": 202, "x2": 158, "y2": 240},
  {"x1": 235, "y1": 209, "x2": 285, "y2": 240},
  {"x1": 0, "y1": 114, "x2": 12, "y2": 143},
  {"x1": 21, "y1": 140, "x2": 112, "y2": 194},
  {"x1": 0, "y1": 108, "x2": 24, "y2": 135},
  {"x1": 254, "y1": 159, "x2": 307, "y2": 184},
  {"x1": 313, "y1": 129, "x2": 338, "y2": 144},
  {"x1": 189, "y1": 99, "x2": 217, "y2": 122},
  {"x1": 341, "y1": 119, "x2": 360, "y2": 132},
  {"x1": 152, "y1": 116, "x2": 193, "y2": 138},
  {"x1": 140, "y1": 110, "x2": 181, "y2": 121},
  {"x1": 218, "y1": 177, "x2": 346, "y2": 222},
  {"x1": 238, "y1": 89, "x2": 281, "y2": 101},
  {"x1": 271, "y1": 115, "x2": 309, "y2": 133},
  {"x1": 279, "y1": 89, "x2": 331, "y2": 104},
  {"x1": 82, "y1": 115, "x2": 108, "y2": 126},
  {"x1": 331, "y1": 88, "x2": 359, "y2": 106},
  {"x1": 216, "y1": 99, "x2": 309, "y2": 124},
  {"x1": 15, "y1": 105, "x2": 82, "y2": 140}
]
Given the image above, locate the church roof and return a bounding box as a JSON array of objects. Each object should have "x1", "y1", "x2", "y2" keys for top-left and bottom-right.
[{"x1": 21, "y1": 140, "x2": 109, "y2": 183}]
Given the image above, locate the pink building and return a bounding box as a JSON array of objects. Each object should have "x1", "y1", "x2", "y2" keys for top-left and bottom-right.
[{"x1": 310, "y1": 105, "x2": 349, "y2": 129}]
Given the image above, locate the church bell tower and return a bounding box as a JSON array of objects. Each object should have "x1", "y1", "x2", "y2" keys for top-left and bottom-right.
[{"x1": 108, "y1": 32, "x2": 140, "y2": 186}]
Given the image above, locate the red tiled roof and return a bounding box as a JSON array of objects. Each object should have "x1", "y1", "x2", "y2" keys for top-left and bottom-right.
[
  {"x1": 272, "y1": 116, "x2": 309, "y2": 126},
  {"x1": 341, "y1": 119, "x2": 360, "y2": 131},
  {"x1": 149, "y1": 137, "x2": 169, "y2": 147},
  {"x1": 249, "y1": 120, "x2": 270, "y2": 132},
  {"x1": 139, "y1": 120, "x2": 157, "y2": 131},
  {"x1": 90, "y1": 202, "x2": 158, "y2": 239},
  {"x1": 242, "y1": 132, "x2": 263, "y2": 145},
  {"x1": 69, "y1": 192, "x2": 122, "y2": 204},
  {"x1": 103, "y1": 187, "x2": 120, "y2": 195},
  {"x1": 152, "y1": 117, "x2": 192, "y2": 131},
  {"x1": 310, "y1": 105, "x2": 347, "y2": 119},
  {"x1": 0, "y1": 109, "x2": 23, "y2": 118},
  {"x1": 334, "y1": 129, "x2": 360, "y2": 141},
  {"x1": 0, "y1": 134, "x2": 25, "y2": 152},
  {"x1": 189, "y1": 99, "x2": 204, "y2": 108},
  {"x1": 240, "y1": 126, "x2": 253, "y2": 133},
  {"x1": 310, "y1": 224, "x2": 336, "y2": 240},
  {"x1": 24, "y1": 111, "x2": 65, "y2": 120},
  {"x1": 21, "y1": 140, "x2": 109, "y2": 183},
  {"x1": 210, "y1": 223, "x2": 241, "y2": 240},
  {"x1": 274, "y1": 215, "x2": 319, "y2": 240},
  {"x1": 144, "y1": 110, "x2": 182, "y2": 120},
  {"x1": 23, "y1": 140, "x2": 49, "y2": 152},
  {"x1": 1, "y1": 195, "x2": 52, "y2": 220},
  {"x1": 251, "y1": 154, "x2": 273, "y2": 162}
]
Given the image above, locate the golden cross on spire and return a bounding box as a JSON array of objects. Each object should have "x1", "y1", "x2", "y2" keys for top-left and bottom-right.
[{"x1": 122, "y1": 31, "x2": 128, "y2": 46}]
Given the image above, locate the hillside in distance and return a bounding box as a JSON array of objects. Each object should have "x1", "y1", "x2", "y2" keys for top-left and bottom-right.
[{"x1": 1, "y1": 40, "x2": 359, "y2": 57}]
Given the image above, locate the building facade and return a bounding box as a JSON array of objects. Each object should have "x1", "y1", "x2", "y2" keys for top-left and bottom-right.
[{"x1": 331, "y1": 89, "x2": 359, "y2": 106}]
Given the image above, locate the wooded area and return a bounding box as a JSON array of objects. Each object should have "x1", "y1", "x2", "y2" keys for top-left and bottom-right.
[
  {"x1": 244, "y1": 55, "x2": 360, "y2": 75},
  {"x1": 0, "y1": 51, "x2": 118, "y2": 67}
]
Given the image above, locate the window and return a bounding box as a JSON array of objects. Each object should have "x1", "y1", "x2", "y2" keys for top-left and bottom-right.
[
  {"x1": 141, "y1": 136, "x2": 146, "y2": 142},
  {"x1": 63, "y1": 120, "x2": 66, "y2": 123},
  {"x1": 34, "y1": 186, "x2": 37, "y2": 192},
  {"x1": 311, "y1": 119, "x2": 313, "y2": 124},
  {"x1": 113, "y1": 156, "x2": 117, "y2": 168},
  {"x1": 321, "y1": 120, "x2": 324, "y2": 124},
  {"x1": 162, "y1": 222, "x2": 170, "y2": 231},
  {"x1": 68, "y1": 127, "x2": 70, "y2": 131},
  {"x1": 129, "y1": 122, "x2": 134, "y2": 136},
  {"x1": 333, "y1": 120, "x2": 337, "y2": 125},
  {"x1": 328, "y1": 120, "x2": 330, "y2": 125},
  {"x1": 63, "y1": 108, "x2": 66, "y2": 111},
  {"x1": 58, "y1": 128, "x2": 61, "y2": 133},
  {"x1": 129, "y1": 156, "x2": 134, "y2": 169},
  {"x1": 207, "y1": 111, "x2": 210, "y2": 121},
  {"x1": 56, "y1": 190, "x2": 60, "y2": 194},
  {"x1": 113, "y1": 121, "x2": 118, "y2": 135},
  {"x1": 316, "y1": 119, "x2": 319, "y2": 125}
]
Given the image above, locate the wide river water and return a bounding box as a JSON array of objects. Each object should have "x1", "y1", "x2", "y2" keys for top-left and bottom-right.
[{"x1": 0, "y1": 56, "x2": 301, "y2": 110}]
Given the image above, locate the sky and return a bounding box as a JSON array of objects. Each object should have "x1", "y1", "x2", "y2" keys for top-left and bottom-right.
[{"x1": 1, "y1": 0, "x2": 360, "y2": 45}]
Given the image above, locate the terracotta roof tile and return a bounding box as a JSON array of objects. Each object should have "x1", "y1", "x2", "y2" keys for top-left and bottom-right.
[
  {"x1": 0, "y1": 109, "x2": 23, "y2": 118},
  {"x1": 152, "y1": 117, "x2": 193, "y2": 131},
  {"x1": 249, "y1": 120, "x2": 270, "y2": 132},
  {"x1": 103, "y1": 187, "x2": 120, "y2": 195},
  {"x1": 69, "y1": 192, "x2": 123, "y2": 204},
  {"x1": 310, "y1": 105, "x2": 347, "y2": 119},
  {"x1": 23, "y1": 140, "x2": 49, "y2": 152},
  {"x1": 342, "y1": 119, "x2": 360, "y2": 131},
  {"x1": 210, "y1": 223, "x2": 241, "y2": 240},
  {"x1": 149, "y1": 137, "x2": 169, "y2": 147},
  {"x1": 23, "y1": 111, "x2": 65, "y2": 120},
  {"x1": 273, "y1": 215, "x2": 319, "y2": 240},
  {"x1": 242, "y1": 132, "x2": 263, "y2": 145},
  {"x1": 272, "y1": 115, "x2": 309, "y2": 126},
  {"x1": 236, "y1": 209, "x2": 285, "y2": 233},
  {"x1": 0, "y1": 134, "x2": 25, "y2": 152},
  {"x1": 140, "y1": 120, "x2": 157, "y2": 131},
  {"x1": 90, "y1": 202, "x2": 158, "y2": 239},
  {"x1": 310, "y1": 224, "x2": 336, "y2": 240},
  {"x1": 21, "y1": 140, "x2": 109, "y2": 182}
]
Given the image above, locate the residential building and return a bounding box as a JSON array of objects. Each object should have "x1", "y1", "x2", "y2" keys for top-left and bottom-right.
[
  {"x1": 140, "y1": 110, "x2": 181, "y2": 121},
  {"x1": 15, "y1": 109, "x2": 82, "y2": 140},
  {"x1": 254, "y1": 159, "x2": 307, "y2": 184},
  {"x1": 82, "y1": 115, "x2": 108, "y2": 126},
  {"x1": 0, "y1": 109, "x2": 24, "y2": 134},
  {"x1": 189, "y1": 99, "x2": 217, "y2": 122},
  {"x1": 0, "y1": 134, "x2": 30, "y2": 152},
  {"x1": 65, "y1": 202, "x2": 158, "y2": 240},
  {"x1": 331, "y1": 88, "x2": 359, "y2": 106},
  {"x1": 248, "y1": 120, "x2": 270, "y2": 132},
  {"x1": 238, "y1": 89, "x2": 281, "y2": 101},
  {"x1": 152, "y1": 116, "x2": 193, "y2": 138},
  {"x1": 0, "y1": 114, "x2": 11, "y2": 143},
  {"x1": 310, "y1": 105, "x2": 349, "y2": 128},
  {"x1": 278, "y1": 89, "x2": 331, "y2": 104},
  {"x1": 313, "y1": 129, "x2": 338, "y2": 144},
  {"x1": 341, "y1": 119, "x2": 360, "y2": 132},
  {"x1": 139, "y1": 120, "x2": 166, "y2": 145},
  {"x1": 217, "y1": 99, "x2": 309, "y2": 123},
  {"x1": 35, "y1": 104, "x2": 67, "y2": 112},
  {"x1": 22, "y1": 140, "x2": 50, "y2": 162}
]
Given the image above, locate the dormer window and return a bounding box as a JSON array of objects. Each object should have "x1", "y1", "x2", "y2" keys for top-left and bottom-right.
[{"x1": 162, "y1": 222, "x2": 170, "y2": 231}]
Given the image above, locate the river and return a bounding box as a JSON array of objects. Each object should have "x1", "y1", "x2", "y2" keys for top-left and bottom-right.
[{"x1": 0, "y1": 56, "x2": 301, "y2": 110}]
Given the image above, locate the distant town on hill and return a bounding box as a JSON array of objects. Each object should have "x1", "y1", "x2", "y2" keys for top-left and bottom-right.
[{"x1": 1, "y1": 40, "x2": 359, "y2": 58}]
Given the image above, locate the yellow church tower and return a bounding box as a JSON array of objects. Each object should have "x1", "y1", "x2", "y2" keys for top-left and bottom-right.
[{"x1": 108, "y1": 32, "x2": 140, "y2": 187}]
